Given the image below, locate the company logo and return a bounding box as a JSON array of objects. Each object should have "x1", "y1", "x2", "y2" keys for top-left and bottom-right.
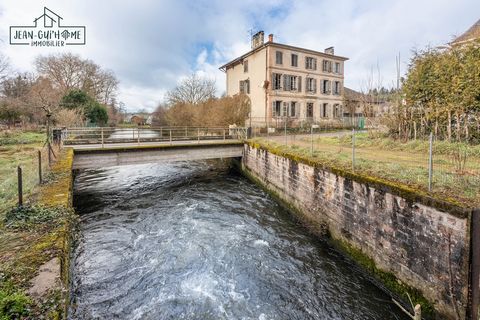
[{"x1": 9, "y1": 7, "x2": 86, "y2": 47}]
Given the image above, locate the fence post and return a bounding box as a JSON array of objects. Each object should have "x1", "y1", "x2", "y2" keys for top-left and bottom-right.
[
  {"x1": 101, "y1": 127, "x2": 104, "y2": 149},
  {"x1": 413, "y1": 304, "x2": 421, "y2": 320},
  {"x1": 197, "y1": 128, "x2": 200, "y2": 144},
  {"x1": 311, "y1": 125, "x2": 314, "y2": 156},
  {"x1": 137, "y1": 128, "x2": 140, "y2": 145},
  {"x1": 17, "y1": 166, "x2": 23, "y2": 207},
  {"x1": 169, "y1": 129, "x2": 172, "y2": 145},
  {"x1": 38, "y1": 150, "x2": 42, "y2": 184},
  {"x1": 428, "y1": 132, "x2": 433, "y2": 191},
  {"x1": 48, "y1": 142, "x2": 52, "y2": 166},
  {"x1": 223, "y1": 129, "x2": 226, "y2": 140},
  {"x1": 352, "y1": 128, "x2": 356, "y2": 171}
]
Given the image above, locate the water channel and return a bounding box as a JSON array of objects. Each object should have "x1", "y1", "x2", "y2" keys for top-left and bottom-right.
[{"x1": 70, "y1": 160, "x2": 409, "y2": 319}]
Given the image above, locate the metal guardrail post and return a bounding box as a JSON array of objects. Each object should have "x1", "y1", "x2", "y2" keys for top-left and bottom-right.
[
  {"x1": 310, "y1": 126, "x2": 314, "y2": 156},
  {"x1": 352, "y1": 128, "x2": 356, "y2": 171},
  {"x1": 428, "y1": 132, "x2": 433, "y2": 191}
]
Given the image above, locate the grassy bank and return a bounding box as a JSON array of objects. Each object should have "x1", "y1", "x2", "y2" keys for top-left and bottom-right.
[
  {"x1": 257, "y1": 133, "x2": 480, "y2": 208},
  {"x1": 0, "y1": 132, "x2": 74, "y2": 320}
]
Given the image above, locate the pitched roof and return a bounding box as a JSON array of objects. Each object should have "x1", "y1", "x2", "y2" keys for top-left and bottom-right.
[
  {"x1": 219, "y1": 42, "x2": 348, "y2": 71},
  {"x1": 451, "y1": 18, "x2": 480, "y2": 45}
]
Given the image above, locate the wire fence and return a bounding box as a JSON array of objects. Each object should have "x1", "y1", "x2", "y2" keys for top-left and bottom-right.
[
  {"x1": 0, "y1": 143, "x2": 59, "y2": 214},
  {"x1": 252, "y1": 125, "x2": 480, "y2": 207}
]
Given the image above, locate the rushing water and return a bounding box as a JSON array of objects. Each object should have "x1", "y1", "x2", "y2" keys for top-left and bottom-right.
[{"x1": 70, "y1": 161, "x2": 409, "y2": 320}]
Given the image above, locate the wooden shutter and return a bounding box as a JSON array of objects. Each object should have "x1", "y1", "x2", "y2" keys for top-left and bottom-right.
[
  {"x1": 272, "y1": 101, "x2": 276, "y2": 117},
  {"x1": 313, "y1": 59, "x2": 317, "y2": 70},
  {"x1": 313, "y1": 79, "x2": 317, "y2": 93},
  {"x1": 239, "y1": 80, "x2": 244, "y2": 93}
]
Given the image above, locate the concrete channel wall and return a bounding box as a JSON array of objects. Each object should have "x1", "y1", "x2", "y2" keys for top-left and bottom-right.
[{"x1": 241, "y1": 143, "x2": 477, "y2": 319}]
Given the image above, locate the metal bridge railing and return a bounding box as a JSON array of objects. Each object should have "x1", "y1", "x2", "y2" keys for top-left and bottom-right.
[{"x1": 62, "y1": 126, "x2": 248, "y2": 146}]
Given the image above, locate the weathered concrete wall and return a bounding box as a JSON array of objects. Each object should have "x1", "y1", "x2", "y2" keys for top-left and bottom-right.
[{"x1": 242, "y1": 144, "x2": 471, "y2": 319}]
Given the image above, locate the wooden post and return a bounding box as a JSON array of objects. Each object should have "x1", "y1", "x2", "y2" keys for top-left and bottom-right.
[
  {"x1": 413, "y1": 304, "x2": 421, "y2": 320},
  {"x1": 17, "y1": 166, "x2": 23, "y2": 207},
  {"x1": 38, "y1": 150, "x2": 42, "y2": 184}
]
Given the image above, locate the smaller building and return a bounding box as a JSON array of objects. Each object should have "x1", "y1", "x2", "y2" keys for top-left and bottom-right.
[{"x1": 343, "y1": 87, "x2": 393, "y2": 118}]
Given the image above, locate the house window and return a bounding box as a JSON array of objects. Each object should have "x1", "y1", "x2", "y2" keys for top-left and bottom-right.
[
  {"x1": 244, "y1": 60, "x2": 248, "y2": 73},
  {"x1": 323, "y1": 60, "x2": 332, "y2": 72},
  {"x1": 283, "y1": 75, "x2": 301, "y2": 91},
  {"x1": 289, "y1": 101, "x2": 297, "y2": 117},
  {"x1": 322, "y1": 80, "x2": 331, "y2": 94},
  {"x1": 239, "y1": 80, "x2": 250, "y2": 94},
  {"x1": 273, "y1": 73, "x2": 282, "y2": 90},
  {"x1": 333, "y1": 81, "x2": 341, "y2": 95},
  {"x1": 335, "y1": 62, "x2": 341, "y2": 74},
  {"x1": 333, "y1": 104, "x2": 341, "y2": 118},
  {"x1": 322, "y1": 103, "x2": 328, "y2": 117},
  {"x1": 272, "y1": 101, "x2": 282, "y2": 117},
  {"x1": 282, "y1": 102, "x2": 288, "y2": 117},
  {"x1": 306, "y1": 77, "x2": 317, "y2": 93},
  {"x1": 305, "y1": 57, "x2": 317, "y2": 70},
  {"x1": 306, "y1": 103, "x2": 314, "y2": 118},
  {"x1": 291, "y1": 54, "x2": 298, "y2": 67},
  {"x1": 276, "y1": 51, "x2": 283, "y2": 65}
]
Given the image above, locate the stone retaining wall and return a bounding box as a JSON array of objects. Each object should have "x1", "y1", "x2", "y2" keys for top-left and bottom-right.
[{"x1": 242, "y1": 143, "x2": 472, "y2": 319}]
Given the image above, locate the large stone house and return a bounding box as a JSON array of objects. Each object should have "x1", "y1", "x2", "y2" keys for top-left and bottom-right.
[{"x1": 220, "y1": 31, "x2": 348, "y2": 127}]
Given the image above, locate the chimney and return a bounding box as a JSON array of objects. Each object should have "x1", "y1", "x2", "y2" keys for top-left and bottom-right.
[
  {"x1": 268, "y1": 34, "x2": 274, "y2": 42},
  {"x1": 324, "y1": 46, "x2": 334, "y2": 55},
  {"x1": 251, "y1": 31, "x2": 265, "y2": 49}
]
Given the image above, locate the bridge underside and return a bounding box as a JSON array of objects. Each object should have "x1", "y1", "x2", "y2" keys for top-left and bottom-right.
[{"x1": 71, "y1": 143, "x2": 244, "y2": 169}]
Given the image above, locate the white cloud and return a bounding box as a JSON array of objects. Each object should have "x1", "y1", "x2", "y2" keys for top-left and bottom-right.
[{"x1": 0, "y1": 0, "x2": 478, "y2": 111}]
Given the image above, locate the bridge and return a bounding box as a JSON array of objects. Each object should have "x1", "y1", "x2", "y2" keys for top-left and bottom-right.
[{"x1": 62, "y1": 127, "x2": 247, "y2": 169}]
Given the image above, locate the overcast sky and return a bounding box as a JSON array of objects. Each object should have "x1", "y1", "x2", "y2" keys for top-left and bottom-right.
[{"x1": 0, "y1": 0, "x2": 478, "y2": 112}]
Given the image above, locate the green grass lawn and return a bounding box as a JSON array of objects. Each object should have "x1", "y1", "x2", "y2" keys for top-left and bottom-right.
[{"x1": 257, "y1": 133, "x2": 480, "y2": 207}]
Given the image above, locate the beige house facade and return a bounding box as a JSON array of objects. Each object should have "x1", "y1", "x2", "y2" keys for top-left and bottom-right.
[{"x1": 220, "y1": 32, "x2": 348, "y2": 127}]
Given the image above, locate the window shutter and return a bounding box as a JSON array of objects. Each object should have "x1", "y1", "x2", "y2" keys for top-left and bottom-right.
[
  {"x1": 314, "y1": 59, "x2": 317, "y2": 70},
  {"x1": 327, "y1": 80, "x2": 331, "y2": 93},
  {"x1": 305, "y1": 58, "x2": 308, "y2": 69},
  {"x1": 272, "y1": 101, "x2": 276, "y2": 117},
  {"x1": 239, "y1": 80, "x2": 244, "y2": 93},
  {"x1": 296, "y1": 103, "x2": 300, "y2": 117},
  {"x1": 297, "y1": 76, "x2": 302, "y2": 92},
  {"x1": 246, "y1": 80, "x2": 250, "y2": 94},
  {"x1": 313, "y1": 79, "x2": 317, "y2": 93},
  {"x1": 283, "y1": 75, "x2": 288, "y2": 91}
]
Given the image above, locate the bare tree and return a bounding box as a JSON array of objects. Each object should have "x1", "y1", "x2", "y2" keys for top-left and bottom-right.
[
  {"x1": 0, "y1": 52, "x2": 9, "y2": 82},
  {"x1": 166, "y1": 74, "x2": 216, "y2": 105},
  {"x1": 35, "y1": 53, "x2": 118, "y2": 104}
]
